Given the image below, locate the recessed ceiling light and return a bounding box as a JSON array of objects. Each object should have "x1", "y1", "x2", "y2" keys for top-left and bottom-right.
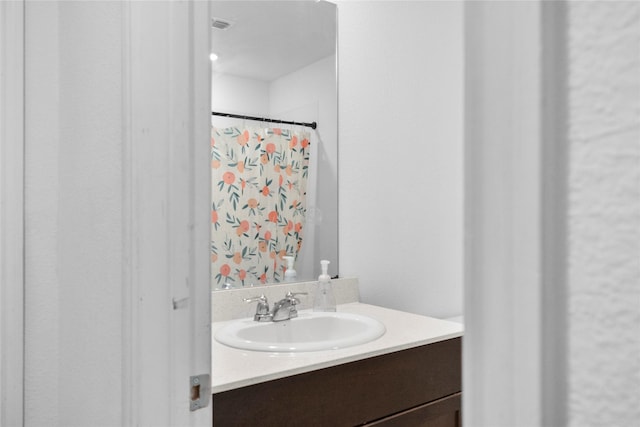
[{"x1": 210, "y1": 53, "x2": 219, "y2": 62}]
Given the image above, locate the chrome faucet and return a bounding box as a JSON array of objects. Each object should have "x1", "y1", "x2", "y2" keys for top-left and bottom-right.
[
  {"x1": 272, "y1": 292, "x2": 307, "y2": 322},
  {"x1": 243, "y1": 294, "x2": 272, "y2": 322},
  {"x1": 244, "y1": 291, "x2": 308, "y2": 322}
]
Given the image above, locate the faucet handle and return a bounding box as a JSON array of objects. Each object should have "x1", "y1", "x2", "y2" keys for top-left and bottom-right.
[
  {"x1": 243, "y1": 294, "x2": 271, "y2": 322},
  {"x1": 284, "y1": 291, "x2": 307, "y2": 305}
]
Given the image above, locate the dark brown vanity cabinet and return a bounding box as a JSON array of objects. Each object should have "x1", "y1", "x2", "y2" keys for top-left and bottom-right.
[{"x1": 213, "y1": 337, "x2": 461, "y2": 426}]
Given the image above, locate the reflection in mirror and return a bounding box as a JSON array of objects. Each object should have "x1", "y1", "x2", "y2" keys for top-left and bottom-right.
[{"x1": 210, "y1": 1, "x2": 338, "y2": 290}]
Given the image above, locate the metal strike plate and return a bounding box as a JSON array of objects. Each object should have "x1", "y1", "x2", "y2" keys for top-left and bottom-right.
[
  {"x1": 172, "y1": 297, "x2": 188, "y2": 310},
  {"x1": 190, "y1": 374, "x2": 211, "y2": 411}
]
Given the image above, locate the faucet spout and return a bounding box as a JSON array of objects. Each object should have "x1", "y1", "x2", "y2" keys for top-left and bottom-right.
[
  {"x1": 271, "y1": 300, "x2": 295, "y2": 322},
  {"x1": 271, "y1": 291, "x2": 308, "y2": 322},
  {"x1": 245, "y1": 292, "x2": 308, "y2": 322}
]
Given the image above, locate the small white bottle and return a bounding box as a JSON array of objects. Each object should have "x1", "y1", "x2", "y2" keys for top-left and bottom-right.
[
  {"x1": 283, "y1": 256, "x2": 297, "y2": 282},
  {"x1": 313, "y1": 260, "x2": 336, "y2": 312}
]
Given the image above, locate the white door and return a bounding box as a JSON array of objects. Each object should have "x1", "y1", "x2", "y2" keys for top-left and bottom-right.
[
  {"x1": 15, "y1": 1, "x2": 211, "y2": 425},
  {"x1": 124, "y1": 1, "x2": 212, "y2": 426}
]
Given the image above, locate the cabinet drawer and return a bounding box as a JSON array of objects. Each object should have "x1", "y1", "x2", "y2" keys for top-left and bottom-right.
[
  {"x1": 213, "y1": 337, "x2": 461, "y2": 427},
  {"x1": 366, "y1": 392, "x2": 461, "y2": 427}
]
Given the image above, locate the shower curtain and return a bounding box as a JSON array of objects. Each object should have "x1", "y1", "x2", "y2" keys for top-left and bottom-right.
[{"x1": 211, "y1": 126, "x2": 311, "y2": 287}]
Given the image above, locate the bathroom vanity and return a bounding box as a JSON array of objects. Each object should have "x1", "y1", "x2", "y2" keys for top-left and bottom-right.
[{"x1": 211, "y1": 302, "x2": 463, "y2": 426}]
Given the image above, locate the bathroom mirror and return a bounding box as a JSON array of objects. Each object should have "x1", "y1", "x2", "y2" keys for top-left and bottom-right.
[{"x1": 210, "y1": 0, "x2": 338, "y2": 290}]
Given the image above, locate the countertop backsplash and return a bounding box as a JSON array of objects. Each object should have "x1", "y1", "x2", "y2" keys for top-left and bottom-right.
[{"x1": 211, "y1": 277, "x2": 360, "y2": 322}]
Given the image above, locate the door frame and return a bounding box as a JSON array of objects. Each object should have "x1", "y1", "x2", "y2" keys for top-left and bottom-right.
[
  {"x1": 122, "y1": 1, "x2": 212, "y2": 425},
  {"x1": 0, "y1": 1, "x2": 25, "y2": 425},
  {"x1": 3, "y1": 1, "x2": 212, "y2": 425},
  {"x1": 463, "y1": 1, "x2": 567, "y2": 425}
]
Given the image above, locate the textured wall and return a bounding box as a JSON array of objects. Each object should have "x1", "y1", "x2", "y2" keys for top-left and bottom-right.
[
  {"x1": 337, "y1": 1, "x2": 464, "y2": 318},
  {"x1": 567, "y1": 2, "x2": 640, "y2": 425}
]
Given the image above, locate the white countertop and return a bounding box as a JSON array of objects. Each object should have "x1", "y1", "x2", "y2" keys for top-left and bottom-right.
[{"x1": 211, "y1": 302, "x2": 464, "y2": 393}]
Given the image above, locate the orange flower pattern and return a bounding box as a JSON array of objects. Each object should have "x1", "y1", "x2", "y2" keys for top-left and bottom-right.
[{"x1": 211, "y1": 126, "x2": 310, "y2": 287}]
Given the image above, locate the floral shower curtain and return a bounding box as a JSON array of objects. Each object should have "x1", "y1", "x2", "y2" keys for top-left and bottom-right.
[{"x1": 210, "y1": 126, "x2": 310, "y2": 287}]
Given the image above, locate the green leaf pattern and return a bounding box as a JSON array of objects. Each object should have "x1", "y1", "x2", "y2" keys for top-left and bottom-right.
[{"x1": 210, "y1": 126, "x2": 310, "y2": 287}]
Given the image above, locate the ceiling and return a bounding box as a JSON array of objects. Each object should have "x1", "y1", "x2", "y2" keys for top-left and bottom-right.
[{"x1": 211, "y1": 1, "x2": 336, "y2": 82}]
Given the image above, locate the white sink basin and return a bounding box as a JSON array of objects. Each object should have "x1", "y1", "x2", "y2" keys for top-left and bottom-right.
[{"x1": 215, "y1": 311, "x2": 386, "y2": 352}]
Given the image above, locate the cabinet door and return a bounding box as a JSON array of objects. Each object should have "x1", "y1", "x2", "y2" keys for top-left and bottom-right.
[
  {"x1": 213, "y1": 338, "x2": 461, "y2": 426},
  {"x1": 366, "y1": 392, "x2": 461, "y2": 427}
]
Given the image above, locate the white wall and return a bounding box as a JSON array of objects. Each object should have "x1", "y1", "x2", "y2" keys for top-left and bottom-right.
[
  {"x1": 211, "y1": 72, "x2": 270, "y2": 123},
  {"x1": 337, "y1": 1, "x2": 464, "y2": 318},
  {"x1": 567, "y1": 2, "x2": 640, "y2": 424},
  {"x1": 270, "y1": 54, "x2": 339, "y2": 279}
]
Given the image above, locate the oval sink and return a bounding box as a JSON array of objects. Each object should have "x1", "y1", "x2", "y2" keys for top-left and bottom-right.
[{"x1": 215, "y1": 311, "x2": 386, "y2": 352}]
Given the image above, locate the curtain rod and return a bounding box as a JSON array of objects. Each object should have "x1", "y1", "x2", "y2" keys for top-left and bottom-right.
[{"x1": 212, "y1": 111, "x2": 317, "y2": 130}]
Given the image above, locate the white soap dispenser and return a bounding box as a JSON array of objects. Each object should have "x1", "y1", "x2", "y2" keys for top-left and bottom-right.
[
  {"x1": 283, "y1": 256, "x2": 297, "y2": 282},
  {"x1": 313, "y1": 260, "x2": 336, "y2": 312}
]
